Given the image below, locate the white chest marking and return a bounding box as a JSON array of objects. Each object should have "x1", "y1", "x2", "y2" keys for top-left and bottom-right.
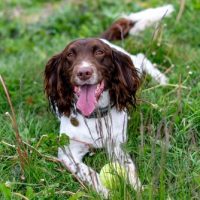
[{"x1": 60, "y1": 108, "x2": 128, "y2": 148}]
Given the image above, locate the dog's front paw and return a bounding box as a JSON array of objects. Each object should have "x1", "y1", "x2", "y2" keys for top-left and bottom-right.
[
  {"x1": 96, "y1": 185, "x2": 109, "y2": 199},
  {"x1": 129, "y1": 175, "x2": 143, "y2": 191},
  {"x1": 127, "y1": 168, "x2": 143, "y2": 191}
]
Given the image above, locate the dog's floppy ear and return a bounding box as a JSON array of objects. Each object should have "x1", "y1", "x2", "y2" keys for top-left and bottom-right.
[
  {"x1": 44, "y1": 52, "x2": 73, "y2": 116},
  {"x1": 110, "y1": 49, "x2": 140, "y2": 110}
]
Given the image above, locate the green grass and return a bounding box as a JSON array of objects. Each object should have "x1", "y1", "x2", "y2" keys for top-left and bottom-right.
[{"x1": 0, "y1": 0, "x2": 200, "y2": 199}]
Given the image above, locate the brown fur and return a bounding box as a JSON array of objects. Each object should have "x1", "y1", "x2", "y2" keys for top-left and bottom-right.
[
  {"x1": 44, "y1": 52, "x2": 73, "y2": 116},
  {"x1": 101, "y1": 18, "x2": 135, "y2": 41},
  {"x1": 44, "y1": 38, "x2": 140, "y2": 116}
]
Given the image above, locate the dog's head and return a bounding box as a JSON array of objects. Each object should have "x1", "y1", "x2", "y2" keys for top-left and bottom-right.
[{"x1": 45, "y1": 38, "x2": 140, "y2": 117}]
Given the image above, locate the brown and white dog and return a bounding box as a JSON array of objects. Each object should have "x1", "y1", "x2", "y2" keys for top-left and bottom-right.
[{"x1": 44, "y1": 5, "x2": 174, "y2": 197}]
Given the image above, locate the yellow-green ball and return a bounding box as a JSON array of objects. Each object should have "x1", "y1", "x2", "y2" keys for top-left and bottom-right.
[{"x1": 99, "y1": 162, "x2": 127, "y2": 189}]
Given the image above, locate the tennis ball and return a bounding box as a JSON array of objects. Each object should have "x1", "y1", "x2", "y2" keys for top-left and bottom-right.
[{"x1": 99, "y1": 162, "x2": 127, "y2": 189}]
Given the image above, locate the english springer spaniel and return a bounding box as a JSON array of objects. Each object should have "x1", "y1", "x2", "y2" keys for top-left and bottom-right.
[{"x1": 44, "y1": 5, "x2": 174, "y2": 197}]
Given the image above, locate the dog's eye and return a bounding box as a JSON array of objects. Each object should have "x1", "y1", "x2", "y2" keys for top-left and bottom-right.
[
  {"x1": 67, "y1": 52, "x2": 74, "y2": 58},
  {"x1": 95, "y1": 49, "x2": 104, "y2": 56}
]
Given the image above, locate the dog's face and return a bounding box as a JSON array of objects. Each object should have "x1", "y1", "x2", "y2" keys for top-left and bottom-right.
[
  {"x1": 64, "y1": 39, "x2": 113, "y2": 116},
  {"x1": 67, "y1": 39, "x2": 112, "y2": 86},
  {"x1": 45, "y1": 38, "x2": 140, "y2": 117}
]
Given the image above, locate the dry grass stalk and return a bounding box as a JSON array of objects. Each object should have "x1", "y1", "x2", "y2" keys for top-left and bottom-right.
[
  {"x1": 0, "y1": 75, "x2": 28, "y2": 176},
  {"x1": 176, "y1": 0, "x2": 186, "y2": 22}
]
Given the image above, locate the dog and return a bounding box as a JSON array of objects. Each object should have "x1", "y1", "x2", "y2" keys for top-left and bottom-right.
[{"x1": 44, "y1": 4, "x2": 174, "y2": 197}]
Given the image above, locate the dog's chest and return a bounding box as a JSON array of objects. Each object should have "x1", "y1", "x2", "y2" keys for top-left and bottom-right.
[{"x1": 59, "y1": 108, "x2": 128, "y2": 148}]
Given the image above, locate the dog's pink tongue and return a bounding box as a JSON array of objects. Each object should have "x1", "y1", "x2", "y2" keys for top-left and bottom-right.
[{"x1": 76, "y1": 85, "x2": 97, "y2": 116}]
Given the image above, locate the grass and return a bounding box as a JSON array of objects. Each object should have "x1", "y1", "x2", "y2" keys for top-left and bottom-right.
[{"x1": 0, "y1": 0, "x2": 200, "y2": 199}]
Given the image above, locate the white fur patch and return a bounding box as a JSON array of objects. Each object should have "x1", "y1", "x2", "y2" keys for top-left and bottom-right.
[
  {"x1": 97, "y1": 90, "x2": 110, "y2": 108},
  {"x1": 80, "y1": 61, "x2": 92, "y2": 68},
  {"x1": 100, "y1": 39, "x2": 168, "y2": 85},
  {"x1": 123, "y1": 4, "x2": 174, "y2": 35}
]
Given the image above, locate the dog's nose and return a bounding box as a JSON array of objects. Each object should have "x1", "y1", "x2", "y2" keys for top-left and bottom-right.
[{"x1": 77, "y1": 67, "x2": 94, "y2": 81}]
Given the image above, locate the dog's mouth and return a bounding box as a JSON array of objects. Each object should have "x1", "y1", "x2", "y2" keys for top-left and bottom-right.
[{"x1": 74, "y1": 80, "x2": 105, "y2": 116}]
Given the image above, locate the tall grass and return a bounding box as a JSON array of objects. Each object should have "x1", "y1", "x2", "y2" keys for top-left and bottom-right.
[{"x1": 0, "y1": 0, "x2": 200, "y2": 199}]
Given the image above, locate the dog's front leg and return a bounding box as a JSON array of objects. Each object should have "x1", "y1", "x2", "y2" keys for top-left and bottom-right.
[
  {"x1": 58, "y1": 141, "x2": 108, "y2": 197},
  {"x1": 106, "y1": 142, "x2": 142, "y2": 191}
]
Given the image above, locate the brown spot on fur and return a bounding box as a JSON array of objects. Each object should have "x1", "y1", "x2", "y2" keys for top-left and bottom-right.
[{"x1": 101, "y1": 18, "x2": 135, "y2": 41}]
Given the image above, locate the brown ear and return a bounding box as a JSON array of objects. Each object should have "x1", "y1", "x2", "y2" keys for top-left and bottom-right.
[
  {"x1": 109, "y1": 49, "x2": 140, "y2": 110},
  {"x1": 44, "y1": 53, "x2": 73, "y2": 116}
]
